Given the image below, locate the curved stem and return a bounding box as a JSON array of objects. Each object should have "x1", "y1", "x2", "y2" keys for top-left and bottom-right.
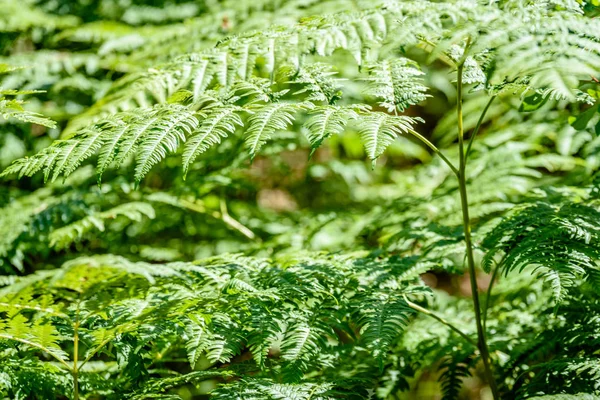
[
  {"x1": 178, "y1": 198, "x2": 257, "y2": 240},
  {"x1": 0, "y1": 333, "x2": 71, "y2": 371},
  {"x1": 465, "y1": 96, "x2": 497, "y2": 161},
  {"x1": 220, "y1": 198, "x2": 256, "y2": 240},
  {"x1": 78, "y1": 337, "x2": 113, "y2": 371},
  {"x1": 403, "y1": 295, "x2": 477, "y2": 348},
  {"x1": 408, "y1": 129, "x2": 459, "y2": 177},
  {"x1": 456, "y1": 63, "x2": 500, "y2": 400},
  {"x1": 482, "y1": 254, "x2": 506, "y2": 331}
]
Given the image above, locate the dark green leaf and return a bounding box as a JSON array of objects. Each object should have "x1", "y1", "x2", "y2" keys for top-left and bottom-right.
[
  {"x1": 571, "y1": 104, "x2": 599, "y2": 130},
  {"x1": 519, "y1": 93, "x2": 549, "y2": 112}
]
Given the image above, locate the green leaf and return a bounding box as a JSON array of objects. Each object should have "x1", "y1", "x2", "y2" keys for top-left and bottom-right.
[
  {"x1": 571, "y1": 104, "x2": 599, "y2": 130},
  {"x1": 519, "y1": 93, "x2": 549, "y2": 112}
]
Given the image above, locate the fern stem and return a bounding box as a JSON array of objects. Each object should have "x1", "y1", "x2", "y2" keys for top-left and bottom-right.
[
  {"x1": 456, "y1": 62, "x2": 500, "y2": 400},
  {"x1": 0, "y1": 333, "x2": 71, "y2": 370},
  {"x1": 0, "y1": 302, "x2": 69, "y2": 318},
  {"x1": 220, "y1": 198, "x2": 256, "y2": 240},
  {"x1": 403, "y1": 295, "x2": 477, "y2": 347},
  {"x1": 465, "y1": 96, "x2": 497, "y2": 160},
  {"x1": 179, "y1": 198, "x2": 257, "y2": 240},
  {"x1": 73, "y1": 301, "x2": 81, "y2": 400},
  {"x1": 408, "y1": 129, "x2": 459, "y2": 176},
  {"x1": 78, "y1": 337, "x2": 113, "y2": 370},
  {"x1": 482, "y1": 255, "x2": 506, "y2": 331}
]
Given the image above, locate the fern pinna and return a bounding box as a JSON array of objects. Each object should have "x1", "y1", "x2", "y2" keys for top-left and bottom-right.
[{"x1": 1, "y1": 0, "x2": 600, "y2": 399}]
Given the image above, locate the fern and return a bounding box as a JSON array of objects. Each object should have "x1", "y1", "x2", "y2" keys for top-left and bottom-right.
[
  {"x1": 362, "y1": 58, "x2": 429, "y2": 113},
  {"x1": 1, "y1": 0, "x2": 600, "y2": 399},
  {"x1": 0, "y1": 65, "x2": 55, "y2": 128},
  {"x1": 182, "y1": 105, "x2": 244, "y2": 177},
  {"x1": 356, "y1": 112, "x2": 420, "y2": 165},
  {"x1": 49, "y1": 202, "x2": 155, "y2": 249},
  {"x1": 244, "y1": 102, "x2": 309, "y2": 160},
  {"x1": 483, "y1": 202, "x2": 600, "y2": 302},
  {"x1": 357, "y1": 294, "x2": 413, "y2": 365},
  {"x1": 439, "y1": 350, "x2": 476, "y2": 400},
  {"x1": 6, "y1": 1, "x2": 600, "y2": 182},
  {"x1": 0, "y1": 253, "x2": 426, "y2": 398}
]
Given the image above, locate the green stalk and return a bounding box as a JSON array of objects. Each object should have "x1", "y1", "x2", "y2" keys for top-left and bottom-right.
[
  {"x1": 465, "y1": 95, "x2": 497, "y2": 161},
  {"x1": 408, "y1": 129, "x2": 459, "y2": 176},
  {"x1": 403, "y1": 295, "x2": 477, "y2": 347},
  {"x1": 482, "y1": 255, "x2": 505, "y2": 331},
  {"x1": 73, "y1": 301, "x2": 81, "y2": 400},
  {"x1": 456, "y1": 63, "x2": 500, "y2": 399}
]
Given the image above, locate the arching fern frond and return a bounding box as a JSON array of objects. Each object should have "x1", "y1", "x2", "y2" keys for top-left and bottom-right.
[
  {"x1": 6, "y1": 0, "x2": 600, "y2": 184},
  {"x1": 0, "y1": 64, "x2": 56, "y2": 128},
  {"x1": 133, "y1": 105, "x2": 199, "y2": 183},
  {"x1": 356, "y1": 294, "x2": 413, "y2": 365},
  {"x1": 483, "y1": 202, "x2": 600, "y2": 302},
  {"x1": 288, "y1": 63, "x2": 343, "y2": 104},
  {"x1": 0, "y1": 97, "x2": 56, "y2": 128},
  {"x1": 280, "y1": 315, "x2": 332, "y2": 381},
  {"x1": 439, "y1": 350, "x2": 476, "y2": 400},
  {"x1": 210, "y1": 379, "x2": 347, "y2": 400}
]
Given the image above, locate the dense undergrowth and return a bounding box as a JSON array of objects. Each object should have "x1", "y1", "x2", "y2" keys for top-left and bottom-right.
[{"x1": 1, "y1": 0, "x2": 600, "y2": 399}]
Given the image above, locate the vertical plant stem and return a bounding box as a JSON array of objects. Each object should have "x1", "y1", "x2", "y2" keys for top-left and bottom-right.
[
  {"x1": 73, "y1": 301, "x2": 80, "y2": 400},
  {"x1": 456, "y1": 63, "x2": 500, "y2": 400}
]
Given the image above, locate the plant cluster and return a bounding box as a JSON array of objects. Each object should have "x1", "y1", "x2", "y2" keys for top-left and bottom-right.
[{"x1": 1, "y1": 0, "x2": 600, "y2": 399}]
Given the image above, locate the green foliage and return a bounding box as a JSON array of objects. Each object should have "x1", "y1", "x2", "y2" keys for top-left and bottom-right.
[
  {"x1": 0, "y1": 0, "x2": 600, "y2": 399},
  {"x1": 0, "y1": 65, "x2": 55, "y2": 128},
  {"x1": 483, "y1": 201, "x2": 600, "y2": 302},
  {"x1": 6, "y1": 0, "x2": 600, "y2": 183},
  {"x1": 0, "y1": 253, "x2": 427, "y2": 398}
]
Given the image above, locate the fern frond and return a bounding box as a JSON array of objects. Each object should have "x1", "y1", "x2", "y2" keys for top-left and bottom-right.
[
  {"x1": 483, "y1": 202, "x2": 600, "y2": 302},
  {"x1": 245, "y1": 305, "x2": 282, "y2": 368},
  {"x1": 49, "y1": 202, "x2": 155, "y2": 249},
  {"x1": 356, "y1": 112, "x2": 419, "y2": 164},
  {"x1": 183, "y1": 314, "x2": 208, "y2": 369},
  {"x1": 280, "y1": 316, "x2": 330, "y2": 379},
  {"x1": 527, "y1": 395, "x2": 600, "y2": 400},
  {"x1": 362, "y1": 58, "x2": 429, "y2": 113},
  {"x1": 0, "y1": 98, "x2": 56, "y2": 128},
  {"x1": 128, "y1": 371, "x2": 232, "y2": 400},
  {"x1": 133, "y1": 106, "x2": 199, "y2": 183},
  {"x1": 357, "y1": 294, "x2": 412, "y2": 364},
  {"x1": 245, "y1": 102, "x2": 310, "y2": 160},
  {"x1": 211, "y1": 379, "x2": 350, "y2": 400},
  {"x1": 289, "y1": 63, "x2": 342, "y2": 104},
  {"x1": 182, "y1": 105, "x2": 244, "y2": 177},
  {"x1": 0, "y1": 66, "x2": 56, "y2": 128},
  {"x1": 439, "y1": 351, "x2": 476, "y2": 400},
  {"x1": 303, "y1": 105, "x2": 361, "y2": 155}
]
